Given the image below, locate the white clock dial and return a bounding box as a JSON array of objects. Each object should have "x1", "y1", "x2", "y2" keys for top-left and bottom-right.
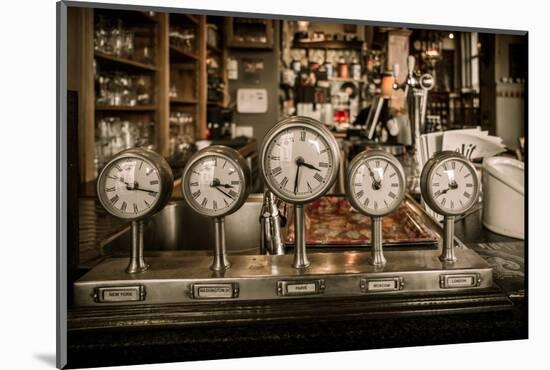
[
  {"x1": 421, "y1": 152, "x2": 480, "y2": 216},
  {"x1": 346, "y1": 151, "x2": 406, "y2": 216},
  {"x1": 263, "y1": 125, "x2": 337, "y2": 203},
  {"x1": 98, "y1": 157, "x2": 162, "y2": 219},
  {"x1": 182, "y1": 146, "x2": 250, "y2": 218},
  {"x1": 428, "y1": 158, "x2": 477, "y2": 213},
  {"x1": 185, "y1": 155, "x2": 244, "y2": 216}
]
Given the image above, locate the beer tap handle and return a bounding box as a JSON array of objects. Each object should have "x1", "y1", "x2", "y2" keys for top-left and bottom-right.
[{"x1": 407, "y1": 55, "x2": 416, "y2": 76}]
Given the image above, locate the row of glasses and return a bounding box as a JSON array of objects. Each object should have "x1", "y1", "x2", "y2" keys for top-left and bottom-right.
[
  {"x1": 169, "y1": 112, "x2": 195, "y2": 159},
  {"x1": 95, "y1": 117, "x2": 156, "y2": 170},
  {"x1": 96, "y1": 72, "x2": 153, "y2": 107},
  {"x1": 95, "y1": 16, "x2": 134, "y2": 58},
  {"x1": 169, "y1": 25, "x2": 196, "y2": 53}
]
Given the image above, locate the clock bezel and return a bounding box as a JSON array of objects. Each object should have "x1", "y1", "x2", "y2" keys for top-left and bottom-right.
[
  {"x1": 346, "y1": 150, "x2": 406, "y2": 217},
  {"x1": 181, "y1": 145, "x2": 250, "y2": 218},
  {"x1": 259, "y1": 116, "x2": 341, "y2": 204},
  {"x1": 97, "y1": 147, "x2": 174, "y2": 220},
  {"x1": 420, "y1": 151, "x2": 480, "y2": 216}
]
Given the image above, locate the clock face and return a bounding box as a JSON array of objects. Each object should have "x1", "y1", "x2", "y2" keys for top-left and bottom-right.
[
  {"x1": 422, "y1": 154, "x2": 479, "y2": 215},
  {"x1": 347, "y1": 152, "x2": 406, "y2": 216},
  {"x1": 262, "y1": 124, "x2": 338, "y2": 203},
  {"x1": 98, "y1": 156, "x2": 162, "y2": 219},
  {"x1": 183, "y1": 152, "x2": 246, "y2": 217}
]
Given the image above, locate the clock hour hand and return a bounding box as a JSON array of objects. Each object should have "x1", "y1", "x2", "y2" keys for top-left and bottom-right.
[
  {"x1": 440, "y1": 181, "x2": 458, "y2": 195},
  {"x1": 300, "y1": 161, "x2": 321, "y2": 172},
  {"x1": 210, "y1": 178, "x2": 234, "y2": 189}
]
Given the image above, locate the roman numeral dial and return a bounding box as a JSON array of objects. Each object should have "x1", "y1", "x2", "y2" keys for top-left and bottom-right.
[
  {"x1": 261, "y1": 120, "x2": 339, "y2": 203},
  {"x1": 97, "y1": 150, "x2": 171, "y2": 220},
  {"x1": 346, "y1": 152, "x2": 406, "y2": 216},
  {"x1": 182, "y1": 150, "x2": 248, "y2": 217},
  {"x1": 421, "y1": 154, "x2": 479, "y2": 216}
]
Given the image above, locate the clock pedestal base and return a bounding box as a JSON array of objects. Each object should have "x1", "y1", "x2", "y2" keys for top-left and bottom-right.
[{"x1": 125, "y1": 220, "x2": 149, "y2": 274}]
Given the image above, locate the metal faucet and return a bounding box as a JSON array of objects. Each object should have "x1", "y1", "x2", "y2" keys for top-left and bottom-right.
[
  {"x1": 259, "y1": 190, "x2": 285, "y2": 255},
  {"x1": 392, "y1": 56, "x2": 434, "y2": 193}
]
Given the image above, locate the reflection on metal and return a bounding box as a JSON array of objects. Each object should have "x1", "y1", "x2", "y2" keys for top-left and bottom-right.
[
  {"x1": 441, "y1": 216, "x2": 457, "y2": 263},
  {"x1": 74, "y1": 248, "x2": 494, "y2": 306},
  {"x1": 371, "y1": 216, "x2": 386, "y2": 266},
  {"x1": 126, "y1": 220, "x2": 149, "y2": 273},
  {"x1": 260, "y1": 190, "x2": 285, "y2": 255},
  {"x1": 211, "y1": 217, "x2": 231, "y2": 271},
  {"x1": 292, "y1": 204, "x2": 309, "y2": 269}
]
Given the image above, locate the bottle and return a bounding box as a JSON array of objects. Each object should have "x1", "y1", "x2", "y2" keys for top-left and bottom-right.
[
  {"x1": 338, "y1": 57, "x2": 349, "y2": 79},
  {"x1": 351, "y1": 58, "x2": 361, "y2": 81}
]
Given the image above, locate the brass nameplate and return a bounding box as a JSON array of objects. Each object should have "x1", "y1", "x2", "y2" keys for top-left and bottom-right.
[
  {"x1": 191, "y1": 283, "x2": 239, "y2": 299},
  {"x1": 277, "y1": 279, "x2": 326, "y2": 296},
  {"x1": 94, "y1": 285, "x2": 145, "y2": 303},
  {"x1": 360, "y1": 277, "x2": 404, "y2": 293},
  {"x1": 440, "y1": 273, "x2": 481, "y2": 289}
]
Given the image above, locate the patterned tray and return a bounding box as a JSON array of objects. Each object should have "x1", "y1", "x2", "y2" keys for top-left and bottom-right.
[{"x1": 285, "y1": 196, "x2": 439, "y2": 247}]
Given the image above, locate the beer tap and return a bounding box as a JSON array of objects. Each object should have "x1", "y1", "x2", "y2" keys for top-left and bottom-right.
[
  {"x1": 392, "y1": 56, "x2": 434, "y2": 193},
  {"x1": 260, "y1": 190, "x2": 286, "y2": 255}
]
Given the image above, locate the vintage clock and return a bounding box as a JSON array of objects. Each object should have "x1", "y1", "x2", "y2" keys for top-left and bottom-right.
[
  {"x1": 260, "y1": 116, "x2": 340, "y2": 268},
  {"x1": 181, "y1": 145, "x2": 250, "y2": 271},
  {"x1": 97, "y1": 147, "x2": 173, "y2": 273},
  {"x1": 420, "y1": 151, "x2": 480, "y2": 262},
  {"x1": 346, "y1": 150, "x2": 406, "y2": 266}
]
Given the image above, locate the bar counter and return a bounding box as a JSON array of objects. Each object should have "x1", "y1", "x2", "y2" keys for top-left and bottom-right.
[{"x1": 67, "y1": 202, "x2": 526, "y2": 368}]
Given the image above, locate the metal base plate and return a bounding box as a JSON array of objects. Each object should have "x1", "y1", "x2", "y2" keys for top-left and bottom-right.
[{"x1": 74, "y1": 249, "x2": 493, "y2": 306}]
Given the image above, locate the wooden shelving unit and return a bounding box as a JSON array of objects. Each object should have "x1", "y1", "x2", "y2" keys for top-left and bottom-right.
[
  {"x1": 68, "y1": 8, "x2": 217, "y2": 184},
  {"x1": 94, "y1": 50, "x2": 158, "y2": 71}
]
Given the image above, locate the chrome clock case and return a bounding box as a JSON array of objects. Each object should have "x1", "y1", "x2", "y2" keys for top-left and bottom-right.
[
  {"x1": 345, "y1": 149, "x2": 406, "y2": 217},
  {"x1": 259, "y1": 116, "x2": 341, "y2": 204},
  {"x1": 96, "y1": 147, "x2": 173, "y2": 273},
  {"x1": 181, "y1": 145, "x2": 250, "y2": 218},
  {"x1": 420, "y1": 151, "x2": 480, "y2": 216},
  {"x1": 97, "y1": 147, "x2": 173, "y2": 220}
]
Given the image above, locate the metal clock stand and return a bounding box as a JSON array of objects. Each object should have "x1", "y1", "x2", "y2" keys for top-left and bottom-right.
[
  {"x1": 212, "y1": 217, "x2": 231, "y2": 271},
  {"x1": 441, "y1": 216, "x2": 456, "y2": 263},
  {"x1": 293, "y1": 204, "x2": 309, "y2": 269},
  {"x1": 126, "y1": 220, "x2": 149, "y2": 273},
  {"x1": 370, "y1": 216, "x2": 386, "y2": 266}
]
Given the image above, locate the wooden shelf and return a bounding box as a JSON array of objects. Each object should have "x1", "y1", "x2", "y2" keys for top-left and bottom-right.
[
  {"x1": 95, "y1": 104, "x2": 158, "y2": 111},
  {"x1": 95, "y1": 8, "x2": 158, "y2": 25},
  {"x1": 169, "y1": 45, "x2": 199, "y2": 61},
  {"x1": 94, "y1": 51, "x2": 157, "y2": 71},
  {"x1": 292, "y1": 40, "x2": 364, "y2": 50},
  {"x1": 170, "y1": 98, "x2": 198, "y2": 104},
  {"x1": 227, "y1": 41, "x2": 272, "y2": 50}
]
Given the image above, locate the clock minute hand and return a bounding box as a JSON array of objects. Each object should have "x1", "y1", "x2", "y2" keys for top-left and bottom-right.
[
  {"x1": 123, "y1": 182, "x2": 157, "y2": 194},
  {"x1": 365, "y1": 164, "x2": 381, "y2": 189},
  {"x1": 294, "y1": 163, "x2": 301, "y2": 194},
  {"x1": 214, "y1": 186, "x2": 235, "y2": 200}
]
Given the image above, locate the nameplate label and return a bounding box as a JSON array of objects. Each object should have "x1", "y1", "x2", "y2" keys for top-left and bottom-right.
[
  {"x1": 360, "y1": 277, "x2": 404, "y2": 293},
  {"x1": 440, "y1": 274, "x2": 480, "y2": 289},
  {"x1": 277, "y1": 280, "x2": 326, "y2": 296},
  {"x1": 191, "y1": 283, "x2": 239, "y2": 299},
  {"x1": 94, "y1": 286, "x2": 145, "y2": 303}
]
